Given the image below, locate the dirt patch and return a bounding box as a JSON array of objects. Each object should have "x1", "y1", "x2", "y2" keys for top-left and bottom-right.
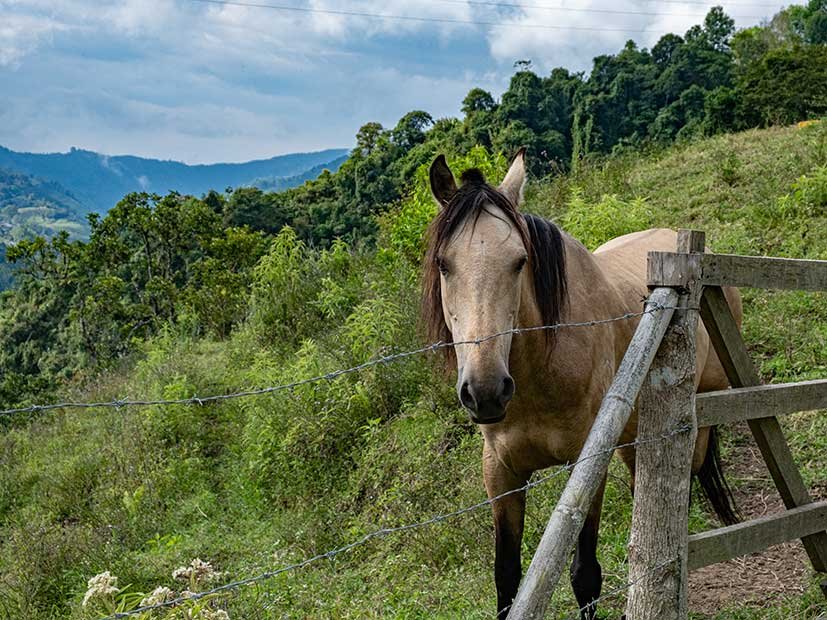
[{"x1": 688, "y1": 422, "x2": 824, "y2": 616}]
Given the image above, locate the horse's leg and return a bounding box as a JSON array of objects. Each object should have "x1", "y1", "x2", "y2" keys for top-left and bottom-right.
[
  {"x1": 570, "y1": 476, "x2": 607, "y2": 620},
  {"x1": 483, "y1": 442, "x2": 529, "y2": 619}
]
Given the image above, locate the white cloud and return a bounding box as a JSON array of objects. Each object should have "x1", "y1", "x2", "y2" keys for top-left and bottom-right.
[
  {"x1": 0, "y1": 0, "x2": 789, "y2": 162},
  {"x1": 484, "y1": 0, "x2": 781, "y2": 71},
  {"x1": 0, "y1": 11, "x2": 68, "y2": 67}
]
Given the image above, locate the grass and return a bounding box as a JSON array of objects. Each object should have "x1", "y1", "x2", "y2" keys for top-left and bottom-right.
[{"x1": 1, "y1": 123, "x2": 827, "y2": 619}]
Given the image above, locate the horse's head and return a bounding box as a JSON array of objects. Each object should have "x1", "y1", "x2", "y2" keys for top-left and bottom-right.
[{"x1": 422, "y1": 150, "x2": 566, "y2": 425}]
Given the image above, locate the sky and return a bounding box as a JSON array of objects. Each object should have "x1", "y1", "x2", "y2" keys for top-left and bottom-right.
[{"x1": 0, "y1": 0, "x2": 791, "y2": 164}]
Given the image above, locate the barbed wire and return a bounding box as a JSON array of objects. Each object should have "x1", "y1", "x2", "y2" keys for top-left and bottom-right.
[
  {"x1": 99, "y1": 424, "x2": 691, "y2": 619},
  {"x1": 1, "y1": 301, "x2": 685, "y2": 417}
]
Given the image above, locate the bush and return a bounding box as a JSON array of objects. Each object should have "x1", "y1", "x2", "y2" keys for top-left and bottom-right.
[{"x1": 561, "y1": 189, "x2": 654, "y2": 250}]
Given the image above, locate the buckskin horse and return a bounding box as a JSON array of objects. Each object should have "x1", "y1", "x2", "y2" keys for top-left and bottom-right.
[{"x1": 421, "y1": 150, "x2": 741, "y2": 619}]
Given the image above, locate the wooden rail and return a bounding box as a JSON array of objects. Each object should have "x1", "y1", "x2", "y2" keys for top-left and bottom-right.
[
  {"x1": 649, "y1": 251, "x2": 827, "y2": 291},
  {"x1": 688, "y1": 501, "x2": 827, "y2": 571},
  {"x1": 697, "y1": 379, "x2": 827, "y2": 426}
]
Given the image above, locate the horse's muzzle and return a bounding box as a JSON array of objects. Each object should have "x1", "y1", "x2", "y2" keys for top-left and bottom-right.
[{"x1": 459, "y1": 376, "x2": 514, "y2": 424}]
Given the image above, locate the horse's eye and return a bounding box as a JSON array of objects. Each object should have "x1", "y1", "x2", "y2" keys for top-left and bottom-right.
[
  {"x1": 515, "y1": 256, "x2": 528, "y2": 273},
  {"x1": 436, "y1": 257, "x2": 449, "y2": 276}
]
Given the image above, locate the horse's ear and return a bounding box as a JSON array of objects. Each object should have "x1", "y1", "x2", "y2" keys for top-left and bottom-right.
[
  {"x1": 430, "y1": 154, "x2": 457, "y2": 208},
  {"x1": 500, "y1": 147, "x2": 527, "y2": 208}
]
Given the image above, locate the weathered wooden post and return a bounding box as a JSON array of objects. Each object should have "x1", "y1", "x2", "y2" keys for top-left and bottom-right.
[
  {"x1": 626, "y1": 229, "x2": 704, "y2": 620},
  {"x1": 507, "y1": 285, "x2": 680, "y2": 620}
]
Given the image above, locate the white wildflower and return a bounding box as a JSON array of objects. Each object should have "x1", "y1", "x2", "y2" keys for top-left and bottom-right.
[
  {"x1": 191, "y1": 558, "x2": 223, "y2": 584},
  {"x1": 139, "y1": 586, "x2": 175, "y2": 607},
  {"x1": 82, "y1": 571, "x2": 120, "y2": 606},
  {"x1": 172, "y1": 558, "x2": 223, "y2": 585},
  {"x1": 182, "y1": 606, "x2": 228, "y2": 620}
]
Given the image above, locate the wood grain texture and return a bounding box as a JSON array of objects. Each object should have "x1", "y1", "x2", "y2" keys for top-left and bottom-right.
[
  {"x1": 688, "y1": 501, "x2": 827, "y2": 570},
  {"x1": 648, "y1": 252, "x2": 827, "y2": 291},
  {"x1": 700, "y1": 285, "x2": 827, "y2": 574},
  {"x1": 627, "y1": 231, "x2": 701, "y2": 620},
  {"x1": 701, "y1": 253, "x2": 827, "y2": 291},
  {"x1": 696, "y1": 380, "x2": 827, "y2": 426}
]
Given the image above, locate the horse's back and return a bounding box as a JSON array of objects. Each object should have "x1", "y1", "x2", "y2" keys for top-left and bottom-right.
[
  {"x1": 593, "y1": 228, "x2": 742, "y2": 393},
  {"x1": 593, "y1": 228, "x2": 678, "y2": 302}
]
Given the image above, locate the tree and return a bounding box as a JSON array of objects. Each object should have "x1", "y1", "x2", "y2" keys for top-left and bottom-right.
[
  {"x1": 703, "y1": 86, "x2": 739, "y2": 134},
  {"x1": 731, "y1": 27, "x2": 773, "y2": 76},
  {"x1": 704, "y1": 6, "x2": 736, "y2": 52},
  {"x1": 806, "y1": 11, "x2": 827, "y2": 44},
  {"x1": 355, "y1": 122, "x2": 384, "y2": 155},
  {"x1": 498, "y1": 70, "x2": 544, "y2": 130},
  {"x1": 391, "y1": 111, "x2": 434, "y2": 150},
  {"x1": 462, "y1": 88, "x2": 496, "y2": 115},
  {"x1": 737, "y1": 44, "x2": 827, "y2": 126},
  {"x1": 652, "y1": 33, "x2": 684, "y2": 67}
]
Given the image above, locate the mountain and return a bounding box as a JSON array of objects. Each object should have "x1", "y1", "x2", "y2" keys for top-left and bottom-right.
[
  {"x1": 0, "y1": 168, "x2": 89, "y2": 243},
  {"x1": 0, "y1": 145, "x2": 349, "y2": 214},
  {"x1": 250, "y1": 154, "x2": 349, "y2": 192}
]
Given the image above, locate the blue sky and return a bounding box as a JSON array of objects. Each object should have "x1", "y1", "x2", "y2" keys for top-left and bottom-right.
[{"x1": 0, "y1": 0, "x2": 789, "y2": 163}]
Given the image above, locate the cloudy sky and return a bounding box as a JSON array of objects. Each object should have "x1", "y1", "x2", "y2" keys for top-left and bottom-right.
[{"x1": 0, "y1": 0, "x2": 789, "y2": 163}]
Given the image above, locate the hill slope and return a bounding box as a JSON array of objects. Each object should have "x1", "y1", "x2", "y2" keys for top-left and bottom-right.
[
  {"x1": 0, "y1": 168, "x2": 89, "y2": 242},
  {"x1": 0, "y1": 125, "x2": 825, "y2": 620},
  {"x1": 250, "y1": 154, "x2": 349, "y2": 192},
  {"x1": 0, "y1": 145, "x2": 349, "y2": 214}
]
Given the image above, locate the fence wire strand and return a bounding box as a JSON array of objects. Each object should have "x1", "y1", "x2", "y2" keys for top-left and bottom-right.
[
  {"x1": 100, "y1": 425, "x2": 691, "y2": 619},
  {"x1": 2, "y1": 301, "x2": 685, "y2": 417}
]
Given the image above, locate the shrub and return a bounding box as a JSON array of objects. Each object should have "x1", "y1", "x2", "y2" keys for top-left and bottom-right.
[{"x1": 561, "y1": 189, "x2": 654, "y2": 250}]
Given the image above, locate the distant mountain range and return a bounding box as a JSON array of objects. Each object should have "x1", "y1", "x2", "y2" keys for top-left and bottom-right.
[
  {"x1": 0, "y1": 145, "x2": 349, "y2": 217},
  {"x1": 0, "y1": 145, "x2": 348, "y2": 288}
]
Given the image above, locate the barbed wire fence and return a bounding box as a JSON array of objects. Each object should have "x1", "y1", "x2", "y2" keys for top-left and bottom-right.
[
  {"x1": 2, "y1": 299, "x2": 705, "y2": 619},
  {"x1": 1, "y1": 301, "x2": 678, "y2": 417},
  {"x1": 100, "y1": 426, "x2": 692, "y2": 619}
]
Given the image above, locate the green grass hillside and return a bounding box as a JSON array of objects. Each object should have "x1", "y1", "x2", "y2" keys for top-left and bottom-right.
[{"x1": 1, "y1": 124, "x2": 826, "y2": 620}]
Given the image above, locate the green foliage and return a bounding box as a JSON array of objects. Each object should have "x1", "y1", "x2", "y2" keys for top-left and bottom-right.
[
  {"x1": 3, "y1": 124, "x2": 827, "y2": 620},
  {"x1": 737, "y1": 45, "x2": 827, "y2": 126},
  {"x1": 4, "y1": 4, "x2": 827, "y2": 618},
  {"x1": 0, "y1": 192, "x2": 267, "y2": 408},
  {"x1": 561, "y1": 190, "x2": 654, "y2": 250},
  {"x1": 249, "y1": 228, "x2": 365, "y2": 345}
]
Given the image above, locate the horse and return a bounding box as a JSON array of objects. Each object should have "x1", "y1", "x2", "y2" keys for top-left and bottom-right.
[{"x1": 421, "y1": 150, "x2": 742, "y2": 619}]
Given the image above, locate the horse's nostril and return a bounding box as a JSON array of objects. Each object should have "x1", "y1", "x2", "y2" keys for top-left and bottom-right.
[
  {"x1": 500, "y1": 376, "x2": 515, "y2": 404},
  {"x1": 459, "y1": 381, "x2": 477, "y2": 411}
]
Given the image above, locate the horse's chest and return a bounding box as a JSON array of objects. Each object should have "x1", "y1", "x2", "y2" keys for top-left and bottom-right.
[{"x1": 483, "y1": 412, "x2": 592, "y2": 473}]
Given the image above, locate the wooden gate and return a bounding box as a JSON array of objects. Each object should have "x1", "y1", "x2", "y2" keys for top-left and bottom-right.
[{"x1": 630, "y1": 230, "x2": 827, "y2": 617}]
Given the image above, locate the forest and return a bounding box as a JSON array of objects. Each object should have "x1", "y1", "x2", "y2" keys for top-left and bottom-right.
[
  {"x1": 0, "y1": 2, "x2": 826, "y2": 619},
  {"x1": 2, "y1": 3, "x2": 826, "y2": 410}
]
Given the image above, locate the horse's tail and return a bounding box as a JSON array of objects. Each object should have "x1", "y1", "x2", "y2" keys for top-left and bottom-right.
[{"x1": 695, "y1": 426, "x2": 740, "y2": 525}]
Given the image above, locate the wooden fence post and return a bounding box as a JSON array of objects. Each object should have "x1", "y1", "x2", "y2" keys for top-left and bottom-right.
[
  {"x1": 507, "y1": 286, "x2": 680, "y2": 620},
  {"x1": 626, "y1": 230, "x2": 704, "y2": 620}
]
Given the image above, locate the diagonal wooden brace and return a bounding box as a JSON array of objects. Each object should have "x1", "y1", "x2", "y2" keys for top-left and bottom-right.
[{"x1": 700, "y1": 285, "x2": 827, "y2": 595}]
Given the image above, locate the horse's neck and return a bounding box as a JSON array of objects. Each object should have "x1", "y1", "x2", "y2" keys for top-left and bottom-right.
[{"x1": 512, "y1": 233, "x2": 630, "y2": 386}]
